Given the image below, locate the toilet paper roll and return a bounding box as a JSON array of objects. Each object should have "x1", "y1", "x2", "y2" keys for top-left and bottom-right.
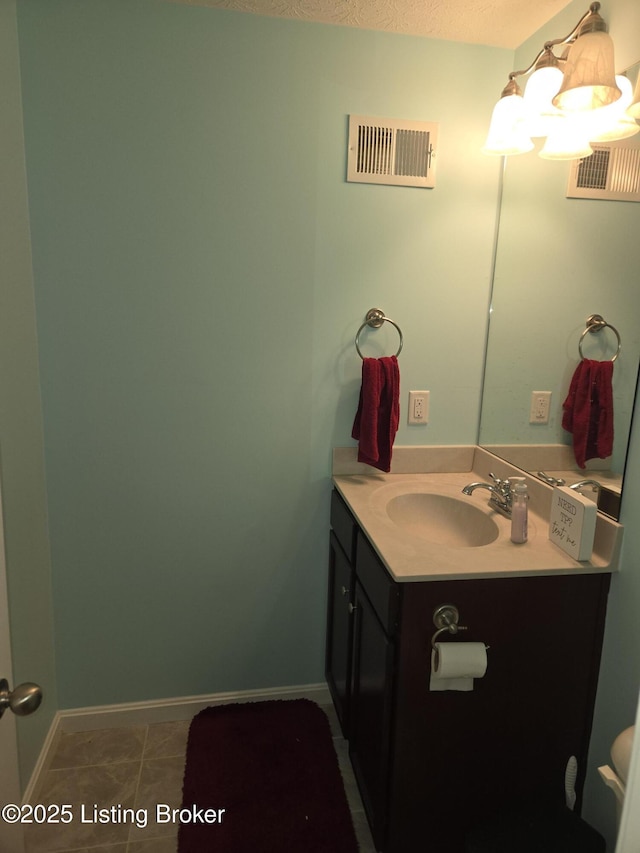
[{"x1": 429, "y1": 642, "x2": 488, "y2": 692}]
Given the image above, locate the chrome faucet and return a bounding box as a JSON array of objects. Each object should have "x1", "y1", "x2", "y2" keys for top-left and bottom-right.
[
  {"x1": 462, "y1": 473, "x2": 514, "y2": 518},
  {"x1": 537, "y1": 471, "x2": 566, "y2": 487},
  {"x1": 569, "y1": 479, "x2": 601, "y2": 492}
]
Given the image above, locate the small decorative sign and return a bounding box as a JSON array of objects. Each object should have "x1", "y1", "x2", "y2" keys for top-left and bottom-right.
[{"x1": 549, "y1": 486, "x2": 598, "y2": 561}]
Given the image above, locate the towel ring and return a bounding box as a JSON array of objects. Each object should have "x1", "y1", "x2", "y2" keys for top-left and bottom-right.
[
  {"x1": 355, "y1": 308, "x2": 404, "y2": 359},
  {"x1": 578, "y1": 314, "x2": 621, "y2": 363}
]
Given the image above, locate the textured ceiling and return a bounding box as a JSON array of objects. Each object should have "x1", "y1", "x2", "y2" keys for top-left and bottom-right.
[{"x1": 168, "y1": 0, "x2": 575, "y2": 49}]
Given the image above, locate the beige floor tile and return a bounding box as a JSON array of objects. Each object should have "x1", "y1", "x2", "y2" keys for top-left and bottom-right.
[
  {"x1": 24, "y1": 762, "x2": 140, "y2": 853},
  {"x1": 128, "y1": 755, "x2": 186, "y2": 842},
  {"x1": 144, "y1": 720, "x2": 190, "y2": 760},
  {"x1": 55, "y1": 846, "x2": 128, "y2": 853},
  {"x1": 27, "y1": 702, "x2": 369, "y2": 853},
  {"x1": 50, "y1": 726, "x2": 147, "y2": 770},
  {"x1": 128, "y1": 837, "x2": 178, "y2": 852},
  {"x1": 319, "y1": 701, "x2": 342, "y2": 737},
  {"x1": 333, "y1": 738, "x2": 364, "y2": 812},
  {"x1": 351, "y1": 809, "x2": 377, "y2": 852}
]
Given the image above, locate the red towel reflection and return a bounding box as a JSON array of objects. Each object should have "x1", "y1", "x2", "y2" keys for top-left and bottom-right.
[{"x1": 562, "y1": 358, "x2": 614, "y2": 469}]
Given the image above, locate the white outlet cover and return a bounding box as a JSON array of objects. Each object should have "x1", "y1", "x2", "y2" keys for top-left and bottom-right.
[
  {"x1": 408, "y1": 391, "x2": 429, "y2": 425},
  {"x1": 529, "y1": 391, "x2": 551, "y2": 424}
]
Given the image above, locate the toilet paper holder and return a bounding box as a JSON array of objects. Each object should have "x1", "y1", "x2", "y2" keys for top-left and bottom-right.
[{"x1": 431, "y1": 604, "x2": 468, "y2": 650}]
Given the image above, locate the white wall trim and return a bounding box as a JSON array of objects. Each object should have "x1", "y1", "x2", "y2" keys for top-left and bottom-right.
[
  {"x1": 21, "y1": 714, "x2": 62, "y2": 806},
  {"x1": 56, "y1": 683, "x2": 331, "y2": 732},
  {"x1": 22, "y1": 682, "x2": 331, "y2": 803}
]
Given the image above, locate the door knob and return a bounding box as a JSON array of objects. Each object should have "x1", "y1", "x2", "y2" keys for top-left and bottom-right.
[{"x1": 0, "y1": 678, "x2": 43, "y2": 719}]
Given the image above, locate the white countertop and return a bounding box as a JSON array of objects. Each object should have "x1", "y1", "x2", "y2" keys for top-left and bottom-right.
[{"x1": 333, "y1": 467, "x2": 622, "y2": 583}]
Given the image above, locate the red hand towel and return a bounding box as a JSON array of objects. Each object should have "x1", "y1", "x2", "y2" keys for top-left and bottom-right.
[
  {"x1": 562, "y1": 359, "x2": 614, "y2": 469},
  {"x1": 351, "y1": 356, "x2": 400, "y2": 473}
]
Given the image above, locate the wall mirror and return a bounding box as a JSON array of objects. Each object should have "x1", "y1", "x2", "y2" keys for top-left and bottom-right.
[{"x1": 478, "y1": 61, "x2": 640, "y2": 522}]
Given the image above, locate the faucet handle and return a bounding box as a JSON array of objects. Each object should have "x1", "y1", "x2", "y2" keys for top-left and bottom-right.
[{"x1": 489, "y1": 472, "x2": 511, "y2": 492}]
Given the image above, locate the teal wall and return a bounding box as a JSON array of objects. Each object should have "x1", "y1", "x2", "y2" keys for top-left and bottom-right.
[
  {"x1": 15, "y1": 0, "x2": 508, "y2": 709},
  {"x1": 0, "y1": 0, "x2": 57, "y2": 787}
]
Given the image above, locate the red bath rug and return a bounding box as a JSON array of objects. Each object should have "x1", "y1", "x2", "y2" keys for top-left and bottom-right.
[{"x1": 178, "y1": 698, "x2": 359, "y2": 853}]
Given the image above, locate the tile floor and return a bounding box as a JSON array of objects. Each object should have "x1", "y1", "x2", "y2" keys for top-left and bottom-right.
[{"x1": 25, "y1": 702, "x2": 376, "y2": 853}]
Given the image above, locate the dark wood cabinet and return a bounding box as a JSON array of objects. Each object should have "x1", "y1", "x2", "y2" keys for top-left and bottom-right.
[
  {"x1": 326, "y1": 488, "x2": 611, "y2": 853},
  {"x1": 325, "y1": 491, "x2": 358, "y2": 735},
  {"x1": 326, "y1": 531, "x2": 354, "y2": 734},
  {"x1": 349, "y1": 579, "x2": 396, "y2": 848}
]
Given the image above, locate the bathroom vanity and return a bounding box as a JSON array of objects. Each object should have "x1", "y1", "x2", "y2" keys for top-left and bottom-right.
[{"x1": 325, "y1": 450, "x2": 621, "y2": 853}]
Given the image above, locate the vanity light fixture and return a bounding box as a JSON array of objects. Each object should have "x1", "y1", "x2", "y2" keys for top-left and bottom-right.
[
  {"x1": 483, "y1": 2, "x2": 639, "y2": 160},
  {"x1": 628, "y1": 72, "x2": 640, "y2": 118}
]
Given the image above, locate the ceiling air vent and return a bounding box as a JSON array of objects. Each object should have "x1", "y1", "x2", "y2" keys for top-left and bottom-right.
[
  {"x1": 567, "y1": 138, "x2": 640, "y2": 202},
  {"x1": 347, "y1": 115, "x2": 438, "y2": 188}
]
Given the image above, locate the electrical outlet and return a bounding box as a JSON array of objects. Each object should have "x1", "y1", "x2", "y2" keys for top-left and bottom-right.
[
  {"x1": 408, "y1": 391, "x2": 429, "y2": 425},
  {"x1": 530, "y1": 391, "x2": 552, "y2": 424}
]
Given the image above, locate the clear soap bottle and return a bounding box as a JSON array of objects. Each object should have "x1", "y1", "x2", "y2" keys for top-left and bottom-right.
[{"x1": 510, "y1": 477, "x2": 528, "y2": 544}]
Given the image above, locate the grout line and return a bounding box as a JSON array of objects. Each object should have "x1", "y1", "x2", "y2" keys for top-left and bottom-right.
[
  {"x1": 45, "y1": 758, "x2": 144, "y2": 772},
  {"x1": 140, "y1": 721, "x2": 151, "y2": 761},
  {"x1": 128, "y1": 724, "x2": 150, "y2": 849}
]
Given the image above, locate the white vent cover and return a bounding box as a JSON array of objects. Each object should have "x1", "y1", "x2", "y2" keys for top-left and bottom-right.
[
  {"x1": 347, "y1": 115, "x2": 438, "y2": 188},
  {"x1": 567, "y1": 138, "x2": 640, "y2": 202}
]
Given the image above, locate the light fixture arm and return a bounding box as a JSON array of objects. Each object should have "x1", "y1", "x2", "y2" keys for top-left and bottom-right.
[
  {"x1": 508, "y1": 46, "x2": 558, "y2": 84},
  {"x1": 505, "y1": 3, "x2": 604, "y2": 87},
  {"x1": 543, "y1": 2, "x2": 603, "y2": 51}
]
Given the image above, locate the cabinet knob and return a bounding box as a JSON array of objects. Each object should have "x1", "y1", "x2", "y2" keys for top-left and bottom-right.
[
  {"x1": 341, "y1": 586, "x2": 349, "y2": 596},
  {"x1": 348, "y1": 603, "x2": 357, "y2": 614}
]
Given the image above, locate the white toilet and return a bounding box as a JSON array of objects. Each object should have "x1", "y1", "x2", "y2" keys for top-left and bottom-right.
[{"x1": 599, "y1": 725, "x2": 636, "y2": 828}]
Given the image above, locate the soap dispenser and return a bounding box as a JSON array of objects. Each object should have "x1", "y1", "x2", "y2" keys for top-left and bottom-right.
[{"x1": 510, "y1": 477, "x2": 528, "y2": 544}]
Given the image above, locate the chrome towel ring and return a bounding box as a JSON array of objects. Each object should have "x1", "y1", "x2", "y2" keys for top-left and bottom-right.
[
  {"x1": 578, "y1": 313, "x2": 621, "y2": 362},
  {"x1": 355, "y1": 308, "x2": 404, "y2": 359}
]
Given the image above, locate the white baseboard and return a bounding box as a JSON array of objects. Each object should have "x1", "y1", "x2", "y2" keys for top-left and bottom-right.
[
  {"x1": 57, "y1": 682, "x2": 331, "y2": 732},
  {"x1": 22, "y1": 713, "x2": 63, "y2": 806},
  {"x1": 23, "y1": 682, "x2": 331, "y2": 804}
]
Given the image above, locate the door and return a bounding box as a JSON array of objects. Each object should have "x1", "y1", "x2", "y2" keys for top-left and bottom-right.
[{"x1": 0, "y1": 484, "x2": 25, "y2": 853}]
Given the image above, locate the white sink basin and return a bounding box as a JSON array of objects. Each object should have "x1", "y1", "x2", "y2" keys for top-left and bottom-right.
[{"x1": 385, "y1": 492, "x2": 500, "y2": 548}]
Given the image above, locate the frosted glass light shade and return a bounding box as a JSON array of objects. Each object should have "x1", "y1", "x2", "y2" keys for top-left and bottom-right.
[
  {"x1": 523, "y1": 66, "x2": 564, "y2": 137},
  {"x1": 539, "y1": 119, "x2": 593, "y2": 160},
  {"x1": 482, "y1": 95, "x2": 534, "y2": 155},
  {"x1": 591, "y1": 113, "x2": 640, "y2": 141},
  {"x1": 627, "y1": 72, "x2": 640, "y2": 119},
  {"x1": 553, "y1": 31, "x2": 621, "y2": 112},
  {"x1": 587, "y1": 75, "x2": 639, "y2": 142}
]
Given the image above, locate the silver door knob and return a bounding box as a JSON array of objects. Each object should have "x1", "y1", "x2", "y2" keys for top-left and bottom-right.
[{"x1": 0, "y1": 678, "x2": 43, "y2": 719}]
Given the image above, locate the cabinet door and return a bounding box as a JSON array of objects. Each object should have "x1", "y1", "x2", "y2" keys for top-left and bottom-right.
[
  {"x1": 386, "y1": 573, "x2": 610, "y2": 853},
  {"x1": 349, "y1": 581, "x2": 395, "y2": 851},
  {"x1": 325, "y1": 532, "x2": 355, "y2": 735}
]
